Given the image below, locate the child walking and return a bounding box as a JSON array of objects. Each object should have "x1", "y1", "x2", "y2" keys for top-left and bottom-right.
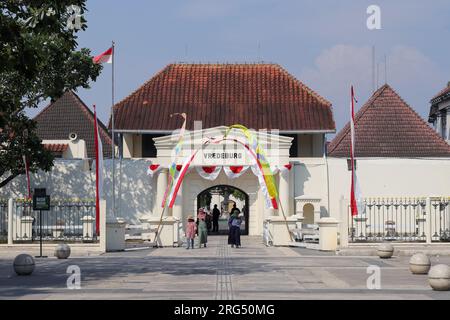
[{"x1": 185, "y1": 215, "x2": 197, "y2": 249}]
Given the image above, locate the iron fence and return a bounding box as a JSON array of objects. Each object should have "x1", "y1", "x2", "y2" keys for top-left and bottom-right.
[
  {"x1": 0, "y1": 200, "x2": 7, "y2": 243},
  {"x1": 13, "y1": 199, "x2": 97, "y2": 243},
  {"x1": 349, "y1": 198, "x2": 428, "y2": 243},
  {"x1": 430, "y1": 198, "x2": 450, "y2": 242}
]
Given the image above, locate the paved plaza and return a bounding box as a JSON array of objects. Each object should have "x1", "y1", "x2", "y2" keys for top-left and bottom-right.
[{"x1": 0, "y1": 236, "x2": 449, "y2": 300}]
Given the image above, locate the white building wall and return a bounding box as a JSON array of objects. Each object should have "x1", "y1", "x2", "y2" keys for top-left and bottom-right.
[
  {"x1": 1, "y1": 157, "x2": 449, "y2": 235},
  {"x1": 0, "y1": 159, "x2": 155, "y2": 225}
]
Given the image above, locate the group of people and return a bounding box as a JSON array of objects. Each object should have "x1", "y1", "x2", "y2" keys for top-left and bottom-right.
[
  {"x1": 184, "y1": 204, "x2": 244, "y2": 249},
  {"x1": 185, "y1": 208, "x2": 208, "y2": 249}
]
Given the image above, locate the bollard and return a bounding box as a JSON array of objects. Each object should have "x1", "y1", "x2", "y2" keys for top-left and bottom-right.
[
  {"x1": 377, "y1": 243, "x2": 394, "y2": 259},
  {"x1": 428, "y1": 264, "x2": 450, "y2": 291},
  {"x1": 54, "y1": 243, "x2": 71, "y2": 259},
  {"x1": 409, "y1": 253, "x2": 431, "y2": 274},
  {"x1": 13, "y1": 254, "x2": 35, "y2": 276}
]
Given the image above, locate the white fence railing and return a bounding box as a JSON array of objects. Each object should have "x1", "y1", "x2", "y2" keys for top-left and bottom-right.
[{"x1": 348, "y1": 197, "x2": 450, "y2": 243}]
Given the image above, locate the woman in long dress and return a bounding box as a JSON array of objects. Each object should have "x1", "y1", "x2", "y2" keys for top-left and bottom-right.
[{"x1": 197, "y1": 208, "x2": 208, "y2": 248}]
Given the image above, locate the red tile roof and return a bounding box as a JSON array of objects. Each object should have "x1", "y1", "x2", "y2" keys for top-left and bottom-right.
[
  {"x1": 328, "y1": 84, "x2": 450, "y2": 158},
  {"x1": 111, "y1": 63, "x2": 335, "y2": 132},
  {"x1": 34, "y1": 91, "x2": 113, "y2": 158},
  {"x1": 43, "y1": 143, "x2": 69, "y2": 153},
  {"x1": 431, "y1": 84, "x2": 450, "y2": 102}
]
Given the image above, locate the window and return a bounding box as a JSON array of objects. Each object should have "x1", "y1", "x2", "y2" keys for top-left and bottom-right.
[
  {"x1": 284, "y1": 134, "x2": 299, "y2": 157},
  {"x1": 142, "y1": 134, "x2": 165, "y2": 157}
]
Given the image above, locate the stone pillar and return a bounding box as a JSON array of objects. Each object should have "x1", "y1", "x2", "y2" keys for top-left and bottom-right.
[
  {"x1": 81, "y1": 215, "x2": 95, "y2": 240},
  {"x1": 106, "y1": 217, "x2": 127, "y2": 252},
  {"x1": 278, "y1": 170, "x2": 291, "y2": 216},
  {"x1": 318, "y1": 217, "x2": 339, "y2": 251},
  {"x1": 155, "y1": 168, "x2": 168, "y2": 217},
  {"x1": 20, "y1": 216, "x2": 34, "y2": 241}
]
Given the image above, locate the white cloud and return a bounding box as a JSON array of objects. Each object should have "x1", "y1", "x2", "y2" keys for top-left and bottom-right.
[{"x1": 300, "y1": 44, "x2": 446, "y2": 133}]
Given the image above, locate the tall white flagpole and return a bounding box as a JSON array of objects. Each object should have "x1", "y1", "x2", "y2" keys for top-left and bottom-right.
[{"x1": 111, "y1": 40, "x2": 116, "y2": 217}]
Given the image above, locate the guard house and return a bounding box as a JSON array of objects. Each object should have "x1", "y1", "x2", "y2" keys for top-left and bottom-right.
[
  {"x1": 112, "y1": 63, "x2": 336, "y2": 238},
  {"x1": 429, "y1": 82, "x2": 450, "y2": 143}
]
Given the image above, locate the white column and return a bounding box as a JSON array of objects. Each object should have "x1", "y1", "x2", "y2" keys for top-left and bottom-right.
[
  {"x1": 278, "y1": 170, "x2": 291, "y2": 216},
  {"x1": 436, "y1": 114, "x2": 442, "y2": 137},
  {"x1": 155, "y1": 168, "x2": 169, "y2": 217},
  {"x1": 446, "y1": 108, "x2": 450, "y2": 141},
  {"x1": 172, "y1": 182, "x2": 183, "y2": 220}
]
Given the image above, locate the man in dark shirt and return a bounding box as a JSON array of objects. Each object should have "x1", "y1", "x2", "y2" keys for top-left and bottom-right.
[{"x1": 212, "y1": 204, "x2": 221, "y2": 232}]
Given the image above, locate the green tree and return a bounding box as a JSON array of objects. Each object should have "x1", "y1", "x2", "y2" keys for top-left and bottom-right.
[{"x1": 0, "y1": 0, "x2": 102, "y2": 188}]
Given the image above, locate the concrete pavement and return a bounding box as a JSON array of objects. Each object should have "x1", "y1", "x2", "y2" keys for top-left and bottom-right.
[{"x1": 0, "y1": 236, "x2": 449, "y2": 300}]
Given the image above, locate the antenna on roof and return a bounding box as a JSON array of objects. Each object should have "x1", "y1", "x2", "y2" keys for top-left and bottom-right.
[
  {"x1": 376, "y1": 62, "x2": 380, "y2": 89},
  {"x1": 372, "y1": 46, "x2": 376, "y2": 93},
  {"x1": 184, "y1": 44, "x2": 188, "y2": 60},
  {"x1": 384, "y1": 54, "x2": 387, "y2": 84}
]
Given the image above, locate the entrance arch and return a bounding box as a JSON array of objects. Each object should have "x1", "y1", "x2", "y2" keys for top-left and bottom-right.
[{"x1": 197, "y1": 185, "x2": 250, "y2": 235}]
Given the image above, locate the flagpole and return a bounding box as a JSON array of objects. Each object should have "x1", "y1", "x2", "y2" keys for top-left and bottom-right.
[
  {"x1": 94, "y1": 105, "x2": 100, "y2": 235},
  {"x1": 111, "y1": 40, "x2": 116, "y2": 217}
]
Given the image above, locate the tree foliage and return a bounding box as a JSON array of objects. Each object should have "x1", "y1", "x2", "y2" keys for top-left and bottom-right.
[{"x1": 0, "y1": 0, "x2": 102, "y2": 188}]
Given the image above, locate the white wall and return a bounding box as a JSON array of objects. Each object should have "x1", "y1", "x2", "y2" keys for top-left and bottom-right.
[
  {"x1": 0, "y1": 159, "x2": 155, "y2": 225},
  {"x1": 289, "y1": 157, "x2": 450, "y2": 220},
  {"x1": 1, "y1": 157, "x2": 449, "y2": 233}
]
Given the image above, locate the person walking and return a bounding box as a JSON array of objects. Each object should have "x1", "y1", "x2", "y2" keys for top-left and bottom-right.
[
  {"x1": 197, "y1": 208, "x2": 208, "y2": 248},
  {"x1": 212, "y1": 204, "x2": 221, "y2": 232},
  {"x1": 185, "y1": 215, "x2": 197, "y2": 250},
  {"x1": 227, "y1": 211, "x2": 237, "y2": 247},
  {"x1": 230, "y1": 213, "x2": 243, "y2": 248}
]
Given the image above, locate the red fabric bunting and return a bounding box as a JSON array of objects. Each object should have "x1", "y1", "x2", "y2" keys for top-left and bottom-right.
[
  {"x1": 229, "y1": 166, "x2": 244, "y2": 174},
  {"x1": 149, "y1": 164, "x2": 160, "y2": 171},
  {"x1": 202, "y1": 166, "x2": 217, "y2": 174}
]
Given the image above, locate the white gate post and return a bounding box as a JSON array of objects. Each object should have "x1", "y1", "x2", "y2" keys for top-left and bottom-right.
[
  {"x1": 99, "y1": 199, "x2": 107, "y2": 252},
  {"x1": 7, "y1": 198, "x2": 14, "y2": 245},
  {"x1": 425, "y1": 197, "x2": 432, "y2": 244}
]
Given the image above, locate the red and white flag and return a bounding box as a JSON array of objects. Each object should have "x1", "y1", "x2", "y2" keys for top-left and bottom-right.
[
  {"x1": 93, "y1": 47, "x2": 113, "y2": 64},
  {"x1": 350, "y1": 86, "x2": 363, "y2": 216},
  {"x1": 93, "y1": 105, "x2": 104, "y2": 234}
]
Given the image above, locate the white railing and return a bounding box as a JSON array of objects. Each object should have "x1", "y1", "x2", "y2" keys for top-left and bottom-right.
[{"x1": 348, "y1": 197, "x2": 450, "y2": 243}]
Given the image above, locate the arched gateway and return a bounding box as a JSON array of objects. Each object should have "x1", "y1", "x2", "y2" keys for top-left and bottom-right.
[
  {"x1": 197, "y1": 185, "x2": 250, "y2": 235},
  {"x1": 150, "y1": 126, "x2": 295, "y2": 237}
]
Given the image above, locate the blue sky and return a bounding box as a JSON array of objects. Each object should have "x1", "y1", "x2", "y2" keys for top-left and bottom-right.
[{"x1": 29, "y1": 0, "x2": 450, "y2": 136}]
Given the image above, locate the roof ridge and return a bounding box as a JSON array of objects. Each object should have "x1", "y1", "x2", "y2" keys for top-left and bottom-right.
[
  {"x1": 274, "y1": 64, "x2": 333, "y2": 107},
  {"x1": 109, "y1": 63, "x2": 175, "y2": 128},
  {"x1": 328, "y1": 84, "x2": 450, "y2": 157},
  {"x1": 386, "y1": 85, "x2": 450, "y2": 149},
  {"x1": 431, "y1": 83, "x2": 450, "y2": 102},
  {"x1": 69, "y1": 90, "x2": 113, "y2": 146},
  {"x1": 328, "y1": 85, "x2": 388, "y2": 154}
]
